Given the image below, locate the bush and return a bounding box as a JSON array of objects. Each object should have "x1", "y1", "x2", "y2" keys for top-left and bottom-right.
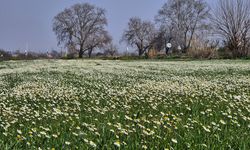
[
  {"x1": 187, "y1": 47, "x2": 218, "y2": 59},
  {"x1": 217, "y1": 47, "x2": 234, "y2": 59},
  {"x1": 0, "y1": 49, "x2": 12, "y2": 61}
]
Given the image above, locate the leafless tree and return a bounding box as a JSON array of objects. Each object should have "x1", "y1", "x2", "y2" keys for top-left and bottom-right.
[
  {"x1": 212, "y1": 0, "x2": 250, "y2": 58},
  {"x1": 122, "y1": 17, "x2": 156, "y2": 56},
  {"x1": 53, "y1": 3, "x2": 108, "y2": 58},
  {"x1": 104, "y1": 43, "x2": 118, "y2": 56},
  {"x1": 155, "y1": 24, "x2": 175, "y2": 54},
  {"x1": 85, "y1": 30, "x2": 112, "y2": 58},
  {"x1": 156, "y1": 0, "x2": 210, "y2": 53}
]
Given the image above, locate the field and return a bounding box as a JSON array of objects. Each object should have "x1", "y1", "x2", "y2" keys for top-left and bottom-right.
[{"x1": 0, "y1": 59, "x2": 249, "y2": 149}]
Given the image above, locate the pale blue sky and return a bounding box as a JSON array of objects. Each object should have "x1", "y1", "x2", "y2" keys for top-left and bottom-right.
[{"x1": 0, "y1": 0, "x2": 215, "y2": 52}]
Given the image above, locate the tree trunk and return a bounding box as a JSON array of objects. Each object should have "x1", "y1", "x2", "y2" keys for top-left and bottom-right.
[
  {"x1": 79, "y1": 44, "x2": 84, "y2": 58},
  {"x1": 182, "y1": 47, "x2": 188, "y2": 53},
  {"x1": 79, "y1": 50, "x2": 83, "y2": 58},
  {"x1": 139, "y1": 49, "x2": 144, "y2": 56},
  {"x1": 88, "y1": 48, "x2": 93, "y2": 58}
]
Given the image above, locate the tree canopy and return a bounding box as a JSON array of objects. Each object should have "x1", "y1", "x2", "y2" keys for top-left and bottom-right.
[{"x1": 53, "y1": 3, "x2": 110, "y2": 58}]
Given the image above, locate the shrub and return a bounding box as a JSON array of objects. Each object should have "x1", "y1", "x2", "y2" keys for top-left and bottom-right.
[
  {"x1": 187, "y1": 47, "x2": 218, "y2": 59},
  {"x1": 0, "y1": 49, "x2": 12, "y2": 61}
]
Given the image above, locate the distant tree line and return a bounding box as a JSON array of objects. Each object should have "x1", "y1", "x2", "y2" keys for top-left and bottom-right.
[
  {"x1": 0, "y1": 49, "x2": 61, "y2": 61},
  {"x1": 0, "y1": 48, "x2": 117, "y2": 61}
]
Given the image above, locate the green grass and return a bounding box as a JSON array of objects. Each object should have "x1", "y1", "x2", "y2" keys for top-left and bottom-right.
[{"x1": 0, "y1": 60, "x2": 249, "y2": 149}]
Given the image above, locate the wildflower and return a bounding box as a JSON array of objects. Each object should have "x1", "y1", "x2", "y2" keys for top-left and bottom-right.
[
  {"x1": 125, "y1": 115, "x2": 133, "y2": 121},
  {"x1": 17, "y1": 129, "x2": 22, "y2": 134},
  {"x1": 220, "y1": 120, "x2": 226, "y2": 125},
  {"x1": 65, "y1": 141, "x2": 71, "y2": 145},
  {"x1": 211, "y1": 122, "x2": 216, "y2": 126},
  {"x1": 83, "y1": 138, "x2": 89, "y2": 143},
  {"x1": 203, "y1": 126, "x2": 211, "y2": 133},
  {"x1": 164, "y1": 116, "x2": 169, "y2": 120},
  {"x1": 52, "y1": 134, "x2": 58, "y2": 138},
  {"x1": 142, "y1": 145, "x2": 148, "y2": 149},
  {"x1": 171, "y1": 138, "x2": 177, "y2": 144},
  {"x1": 40, "y1": 131, "x2": 46, "y2": 135},
  {"x1": 89, "y1": 141, "x2": 97, "y2": 148},
  {"x1": 72, "y1": 132, "x2": 78, "y2": 136},
  {"x1": 17, "y1": 135, "x2": 22, "y2": 140},
  {"x1": 114, "y1": 140, "x2": 121, "y2": 147}
]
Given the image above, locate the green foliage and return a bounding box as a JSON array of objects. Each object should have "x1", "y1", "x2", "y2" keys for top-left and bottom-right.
[{"x1": 0, "y1": 60, "x2": 249, "y2": 149}]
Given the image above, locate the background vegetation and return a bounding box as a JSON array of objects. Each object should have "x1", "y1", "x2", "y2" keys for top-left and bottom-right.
[{"x1": 1, "y1": 0, "x2": 250, "y2": 61}]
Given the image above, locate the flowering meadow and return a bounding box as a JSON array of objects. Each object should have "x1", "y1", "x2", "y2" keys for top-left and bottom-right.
[{"x1": 0, "y1": 60, "x2": 249, "y2": 149}]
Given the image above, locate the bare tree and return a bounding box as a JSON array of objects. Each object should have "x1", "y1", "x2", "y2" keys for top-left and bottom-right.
[
  {"x1": 156, "y1": 0, "x2": 210, "y2": 53},
  {"x1": 53, "y1": 3, "x2": 108, "y2": 58},
  {"x1": 155, "y1": 24, "x2": 175, "y2": 54},
  {"x1": 122, "y1": 17, "x2": 156, "y2": 56},
  {"x1": 104, "y1": 43, "x2": 118, "y2": 56},
  {"x1": 85, "y1": 30, "x2": 112, "y2": 58},
  {"x1": 212, "y1": 0, "x2": 250, "y2": 58}
]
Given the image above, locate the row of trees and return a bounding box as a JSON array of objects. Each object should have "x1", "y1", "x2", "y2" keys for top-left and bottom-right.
[
  {"x1": 0, "y1": 49, "x2": 60, "y2": 60},
  {"x1": 53, "y1": 0, "x2": 250, "y2": 58},
  {"x1": 122, "y1": 0, "x2": 210, "y2": 56},
  {"x1": 0, "y1": 47, "x2": 120, "y2": 60}
]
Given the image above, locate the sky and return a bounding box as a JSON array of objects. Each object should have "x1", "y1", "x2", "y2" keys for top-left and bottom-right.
[{"x1": 0, "y1": 0, "x2": 215, "y2": 52}]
